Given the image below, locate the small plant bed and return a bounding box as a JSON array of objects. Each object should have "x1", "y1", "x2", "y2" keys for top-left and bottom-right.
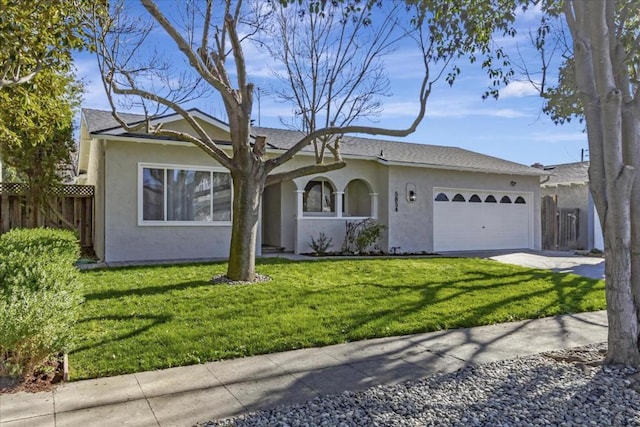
[
  {"x1": 301, "y1": 251, "x2": 437, "y2": 257},
  {"x1": 71, "y1": 257, "x2": 605, "y2": 380},
  {"x1": 0, "y1": 354, "x2": 65, "y2": 393}
]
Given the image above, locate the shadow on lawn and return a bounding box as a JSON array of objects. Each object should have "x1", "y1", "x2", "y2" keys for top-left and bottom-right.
[
  {"x1": 71, "y1": 313, "x2": 172, "y2": 354},
  {"x1": 293, "y1": 268, "x2": 603, "y2": 339},
  {"x1": 82, "y1": 280, "x2": 212, "y2": 301},
  {"x1": 72, "y1": 258, "x2": 604, "y2": 385}
]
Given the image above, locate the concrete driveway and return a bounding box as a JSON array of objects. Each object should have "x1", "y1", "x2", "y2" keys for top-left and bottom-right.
[
  {"x1": 447, "y1": 250, "x2": 605, "y2": 280},
  {"x1": 490, "y1": 251, "x2": 604, "y2": 279}
]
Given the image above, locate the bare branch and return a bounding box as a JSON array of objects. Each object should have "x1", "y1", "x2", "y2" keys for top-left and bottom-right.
[
  {"x1": 0, "y1": 61, "x2": 42, "y2": 87},
  {"x1": 140, "y1": 0, "x2": 237, "y2": 107},
  {"x1": 265, "y1": 160, "x2": 347, "y2": 187},
  {"x1": 224, "y1": 11, "x2": 251, "y2": 111}
]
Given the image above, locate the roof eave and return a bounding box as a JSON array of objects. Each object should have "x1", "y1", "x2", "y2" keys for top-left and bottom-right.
[{"x1": 375, "y1": 158, "x2": 548, "y2": 177}]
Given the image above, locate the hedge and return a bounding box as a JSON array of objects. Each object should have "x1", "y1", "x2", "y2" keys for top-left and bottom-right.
[{"x1": 0, "y1": 228, "x2": 81, "y2": 378}]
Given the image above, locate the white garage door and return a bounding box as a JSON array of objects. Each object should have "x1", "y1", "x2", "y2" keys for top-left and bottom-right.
[{"x1": 433, "y1": 188, "x2": 533, "y2": 252}]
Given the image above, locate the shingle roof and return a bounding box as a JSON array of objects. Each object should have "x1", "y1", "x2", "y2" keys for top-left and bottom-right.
[
  {"x1": 253, "y1": 126, "x2": 545, "y2": 176},
  {"x1": 82, "y1": 108, "x2": 546, "y2": 177},
  {"x1": 82, "y1": 108, "x2": 148, "y2": 133},
  {"x1": 541, "y1": 162, "x2": 589, "y2": 186}
]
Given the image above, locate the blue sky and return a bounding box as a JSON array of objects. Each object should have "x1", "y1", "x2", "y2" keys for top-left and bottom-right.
[{"x1": 74, "y1": 2, "x2": 587, "y2": 167}]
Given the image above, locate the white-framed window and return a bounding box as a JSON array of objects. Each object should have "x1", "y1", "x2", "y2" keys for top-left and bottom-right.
[
  {"x1": 303, "y1": 179, "x2": 335, "y2": 215},
  {"x1": 138, "y1": 163, "x2": 232, "y2": 226}
]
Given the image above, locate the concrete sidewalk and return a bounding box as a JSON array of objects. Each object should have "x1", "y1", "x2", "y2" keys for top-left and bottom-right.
[{"x1": 0, "y1": 311, "x2": 608, "y2": 427}]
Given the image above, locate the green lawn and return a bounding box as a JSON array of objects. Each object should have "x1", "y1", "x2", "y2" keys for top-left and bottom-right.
[{"x1": 71, "y1": 257, "x2": 605, "y2": 380}]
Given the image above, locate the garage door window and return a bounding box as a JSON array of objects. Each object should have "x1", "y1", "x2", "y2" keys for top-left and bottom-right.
[
  {"x1": 515, "y1": 196, "x2": 526, "y2": 204},
  {"x1": 452, "y1": 194, "x2": 465, "y2": 202},
  {"x1": 469, "y1": 194, "x2": 481, "y2": 203},
  {"x1": 485, "y1": 195, "x2": 497, "y2": 203},
  {"x1": 435, "y1": 193, "x2": 449, "y2": 201},
  {"x1": 500, "y1": 196, "x2": 512, "y2": 203}
]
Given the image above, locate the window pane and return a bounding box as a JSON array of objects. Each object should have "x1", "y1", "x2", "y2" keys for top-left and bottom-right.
[
  {"x1": 304, "y1": 181, "x2": 322, "y2": 212},
  {"x1": 322, "y1": 182, "x2": 334, "y2": 212},
  {"x1": 143, "y1": 168, "x2": 164, "y2": 220},
  {"x1": 167, "y1": 169, "x2": 211, "y2": 221},
  {"x1": 212, "y1": 172, "x2": 231, "y2": 221},
  {"x1": 193, "y1": 171, "x2": 213, "y2": 221}
]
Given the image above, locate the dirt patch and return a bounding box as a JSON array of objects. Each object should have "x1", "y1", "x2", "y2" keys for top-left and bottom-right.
[{"x1": 0, "y1": 356, "x2": 65, "y2": 394}]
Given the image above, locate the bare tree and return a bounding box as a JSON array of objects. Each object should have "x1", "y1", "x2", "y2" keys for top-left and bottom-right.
[
  {"x1": 259, "y1": 2, "x2": 405, "y2": 172},
  {"x1": 93, "y1": 0, "x2": 522, "y2": 281}
]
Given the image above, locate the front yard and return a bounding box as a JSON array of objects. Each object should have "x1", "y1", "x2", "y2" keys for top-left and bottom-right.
[{"x1": 71, "y1": 257, "x2": 605, "y2": 380}]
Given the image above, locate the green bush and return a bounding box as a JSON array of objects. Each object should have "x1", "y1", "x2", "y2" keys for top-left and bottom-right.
[
  {"x1": 0, "y1": 228, "x2": 81, "y2": 378},
  {"x1": 309, "y1": 232, "x2": 333, "y2": 255},
  {"x1": 342, "y1": 218, "x2": 386, "y2": 254}
]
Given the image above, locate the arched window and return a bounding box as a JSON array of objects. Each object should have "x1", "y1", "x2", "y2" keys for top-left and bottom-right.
[
  {"x1": 515, "y1": 196, "x2": 526, "y2": 204},
  {"x1": 452, "y1": 193, "x2": 466, "y2": 202},
  {"x1": 435, "y1": 192, "x2": 449, "y2": 201},
  {"x1": 485, "y1": 195, "x2": 497, "y2": 203},
  {"x1": 344, "y1": 179, "x2": 371, "y2": 217},
  {"x1": 500, "y1": 195, "x2": 512, "y2": 203},
  {"x1": 469, "y1": 194, "x2": 482, "y2": 203},
  {"x1": 304, "y1": 179, "x2": 335, "y2": 213}
]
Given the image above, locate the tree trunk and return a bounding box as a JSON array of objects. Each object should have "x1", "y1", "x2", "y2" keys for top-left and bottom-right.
[
  {"x1": 226, "y1": 164, "x2": 267, "y2": 281},
  {"x1": 601, "y1": 91, "x2": 640, "y2": 365},
  {"x1": 564, "y1": 1, "x2": 640, "y2": 367},
  {"x1": 625, "y1": 101, "x2": 640, "y2": 329},
  {"x1": 604, "y1": 195, "x2": 640, "y2": 365}
]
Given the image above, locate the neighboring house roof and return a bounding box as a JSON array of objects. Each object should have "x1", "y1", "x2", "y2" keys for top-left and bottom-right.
[
  {"x1": 541, "y1": 161, "x2": 589, "y2": 186},
  {"x1": 82, "y1": 108, "x2": 546, "y2": 177}
]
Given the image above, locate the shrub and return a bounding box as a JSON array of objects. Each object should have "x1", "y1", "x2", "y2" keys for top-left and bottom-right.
[
  {"x1": 0, "y1": 228, "x2": 81, "y2": 379},
  {"x1": 309, "y1": 232, "x2": 333, "y2": 255},
  {"x1": 342, "y1": 218, "x2": 386, "y2": 254}
]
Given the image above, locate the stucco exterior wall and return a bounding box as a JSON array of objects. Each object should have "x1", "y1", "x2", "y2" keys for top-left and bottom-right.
[
  {"x1": 162, "y1": 118, "x2": 232, "y2": 141},
  {"x1": 94, "y1": 131, "x2": 541, "y2": 260},
  {"x1": 385, "y1": 166, "x2": 541, "y2": 253},
  {"x1": 103, "y1": 140, "x2": 242, "y2": 262},
  {"x1": 86, "y1": 139, "x2": 105, "y2": 260}
]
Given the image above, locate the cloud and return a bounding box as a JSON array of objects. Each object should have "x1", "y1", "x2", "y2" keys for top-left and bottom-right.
[
  {"x1": 421, "y1": 94, "x2": 531, "y2": 119},
  {"x1": 529, "y1": 131, "x2": 586, "y2": 144},
  {"x1": 500, "y1": 80, "x2": 540, "y2": 98},
  {"x1": 516, "y1": 2, "x2": 543, "y2": 23}
]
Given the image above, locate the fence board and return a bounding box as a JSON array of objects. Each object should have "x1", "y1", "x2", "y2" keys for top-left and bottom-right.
[{"x1": 0, "y1": 183, "x2": 94, "y2": 251}]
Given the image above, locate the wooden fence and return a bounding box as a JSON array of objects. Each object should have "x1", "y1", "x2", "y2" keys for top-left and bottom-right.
[
  {"x1": 541, "y1": 195, "x2": 580, "y2": 250},
  {"x1": 0, "y1": 182, "x2": 94, "y2": 250}
]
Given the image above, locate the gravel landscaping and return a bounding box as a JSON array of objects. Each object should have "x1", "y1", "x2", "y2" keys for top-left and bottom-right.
[{"x1": 201, "y1": 343, "x2": 640, "y2": 427}]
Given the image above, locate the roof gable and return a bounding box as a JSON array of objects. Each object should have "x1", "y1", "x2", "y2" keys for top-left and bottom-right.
[{"x1": 82, "y1": 108, "x2": 233, "y2": 137}]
